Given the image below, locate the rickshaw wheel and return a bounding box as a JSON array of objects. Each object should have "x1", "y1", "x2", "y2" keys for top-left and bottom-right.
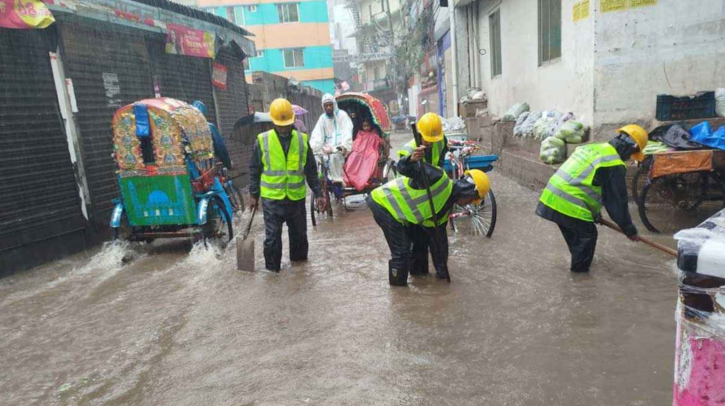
[
  {"x1": 225, "y1": 182, "x2": 245, "y2": 214},
  {"x1": 382, "y1": 160, "x2": 398, "y2": 182},
  {"x1": 451, "y1": 190, "x2": 497, "y2": 238},
  {"x1": 310, "y1": 196, "x2": 317, "y2": 227},
  {"x1": 113, "y1": 213, "x2": 133, "y2": 242},
  {"x1": 203, "y1": 197, "x2": 233, "y2": 248}
]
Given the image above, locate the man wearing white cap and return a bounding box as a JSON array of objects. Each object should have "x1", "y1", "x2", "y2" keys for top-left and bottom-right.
[{"x1": 310, "y1": 93, "x2": 353, "y2": 183}]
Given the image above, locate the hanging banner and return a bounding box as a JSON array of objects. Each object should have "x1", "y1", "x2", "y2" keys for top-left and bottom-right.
[
  {"x1": 0, "y1": 0, "x2": 55, "y2": 29},
  {"x1": 165, "y1": 23, "x2": 216, "y2": 58},
  {"x1": 212, "y1": 62, "x2": 227, "y2": 90}
]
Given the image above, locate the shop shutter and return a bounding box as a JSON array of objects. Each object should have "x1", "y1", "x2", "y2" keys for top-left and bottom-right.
[
  {"x1": 58, "y1": 17, "x2": 155, "y2": 229},
  {"x1": 0, "y1": 29, "x2": 86, "y2": 272}
]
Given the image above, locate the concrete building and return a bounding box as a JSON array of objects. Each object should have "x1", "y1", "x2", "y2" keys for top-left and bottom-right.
[
  {"x1": 450, "y1": 0, "x2": 725, "y2": 139},
  {"x1": 346, "y1": 0, "x2": 403, "y2": 114},
  {"x1": 200, "y1": 0, "x2": 335, "y2": 95}
]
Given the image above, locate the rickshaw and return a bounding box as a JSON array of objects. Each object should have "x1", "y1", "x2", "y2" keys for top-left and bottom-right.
[
  {"x1": 109, "y1": 98, "x2": 235, "y2": 246},
  {"x1": 311, "y1": 93, "x2": 397, "y2": 226}
]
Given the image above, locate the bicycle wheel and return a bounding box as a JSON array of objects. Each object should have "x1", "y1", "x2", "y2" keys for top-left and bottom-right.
[
  {"x1": 451, "y1": 189, "x2": 497, "y2": 238},
  {"x1": 202, "y1": 196, "x2": 233, "y2": 248}
]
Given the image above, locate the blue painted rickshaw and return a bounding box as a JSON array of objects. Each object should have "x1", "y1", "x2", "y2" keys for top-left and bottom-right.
[{"x1": 109, "y1": 98, "x2": 234, "y2": 246}]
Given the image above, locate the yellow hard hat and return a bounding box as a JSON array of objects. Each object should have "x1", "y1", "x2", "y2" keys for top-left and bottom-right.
[
  {"x1": 465, "y1": 169, "x2": 490, "y2": 205},
  {"x1": 269, "y1": 98, "x2": 295, "y2": 126},
  {"x1": 617, "y1": 124, "x2": 649, "y2": 162},
  {"x1": 417, "y1": 113, "x2": 444, "y2": 143}
]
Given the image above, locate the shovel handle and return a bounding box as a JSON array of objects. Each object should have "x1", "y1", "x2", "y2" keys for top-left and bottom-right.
[
  {"x1": 599, "y1": 218, "x2": 677, "y2": 257},
  {"x1": 243, "y1": 206, "x2": 257, "y2": 240}
]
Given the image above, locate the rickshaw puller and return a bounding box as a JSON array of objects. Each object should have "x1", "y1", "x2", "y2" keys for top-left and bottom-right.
[
  {"x1": 367, "y1": 155, "x2": 491, "y2": 286},
  {"x1": 249, "y1": 99, "x2": 326, "y2": 272},
  {"x1": 536, "y1": 124, "x2": 648, "y2": 273},
  {"x1": 310, "y1": 93, "x2": 353, "y2": 184}
]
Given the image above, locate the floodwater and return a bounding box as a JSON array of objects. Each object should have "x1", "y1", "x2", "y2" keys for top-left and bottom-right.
[{"x1": 0, "y1": 132, "x2": 681, "y2": 405}]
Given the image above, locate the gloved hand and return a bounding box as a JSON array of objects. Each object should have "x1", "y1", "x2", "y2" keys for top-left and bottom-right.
[{"x1": 592, "y1": 212, "x2": 602, "y2": 224}]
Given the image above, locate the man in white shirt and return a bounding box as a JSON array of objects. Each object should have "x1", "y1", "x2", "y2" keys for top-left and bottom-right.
[{"x1": 310, "y1": 93, "x2": 353, "y2": 183}]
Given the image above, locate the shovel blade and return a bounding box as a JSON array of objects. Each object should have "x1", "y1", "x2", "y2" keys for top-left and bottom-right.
[{"x1": 236, "y1": 236, "x2": 255, "y2": 271}]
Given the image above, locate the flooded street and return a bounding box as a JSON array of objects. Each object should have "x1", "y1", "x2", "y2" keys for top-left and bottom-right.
[{"x1": 0, "y1": 132, "x2": 679, "y2": 406}]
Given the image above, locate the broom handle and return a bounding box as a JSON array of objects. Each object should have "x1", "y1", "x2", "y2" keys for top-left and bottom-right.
[{"x1": 600, "y1": 218, "x2": 677, "y2": 257}]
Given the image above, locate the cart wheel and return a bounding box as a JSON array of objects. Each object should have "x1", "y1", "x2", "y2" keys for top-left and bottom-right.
[
  {"x1": 640, "y1": 172, "x2": 725, "y2": 233},
  {"x1": 225, "y1": 182, "x2": 245, "y2": 214},
  {"x1": 382, "y1": 160, "x2": 398, "y2": 182},
  {"x1": 451, "y1": 189, "x2": 497, "y2": 237},
  {"x1": 631, "y1": 156, "x2": 652, "y2": 206},
  {"x1": 203, "y1": 197, "x2": 233, "y2": 247}
]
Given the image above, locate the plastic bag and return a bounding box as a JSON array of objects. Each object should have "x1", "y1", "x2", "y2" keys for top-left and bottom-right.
[
  {"x1": 691, "y1": 122, "x2": 725, "y2": 151},
  {"x1": 514, "y1": 111, "x2": 530, "y2": 137},
  {"x1": 540, "y1": 136, "x2": 566, "y2": 164},
  {"x1": 554, "y1": 120, "x2": 588, "y2": 144},
  {"x1": 521, "y1": 111, "x2": 542, "y2": 138},
  {"x1": 716, "y1": 88, "x2": 725, "y2": 118},
  {"x1": 502, "y1": 102, "x2": 530, "y2": 122},
  {"x1": 442, "y1": 117, "x2": 466, "y2": 132},
  {"x1": 533, "y1": 112, "x2": 561, "y2": 140}
]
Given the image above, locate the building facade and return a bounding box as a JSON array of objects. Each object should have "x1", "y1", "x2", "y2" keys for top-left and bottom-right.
[
  {"x1": 200, "y1": 0, "x2": 335, "y2": 95},
  {"x1": 451, "y1": 0, "x2": 725, "y2": 139}
]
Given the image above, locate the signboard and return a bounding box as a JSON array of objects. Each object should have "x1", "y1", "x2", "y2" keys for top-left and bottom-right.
[
  {"x1": 333, "y1": 52, "x2": 394, "y2": 64},
  {"x1": 212, "y1": 63, "x2": 227, "y2": 90},
  {"x1": 601, "y1": 0, "x2": 655, "y2": 12},
  {"x1": 165, "y1": 23, "x2": 216, "y2": 58},
  {"x1": 0, "y1": 0, "x2": 55, "y2": 29},
  {"x1": 573, "y1": 0, "x2": 590, "y2": 21}
]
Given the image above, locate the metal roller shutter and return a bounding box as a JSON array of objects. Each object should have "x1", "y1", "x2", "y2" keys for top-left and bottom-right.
[
  {"x1": 148, "y1": 36, "x2": 217, "y2": 125},
  {"x1": 215, "y1": 48, "x2": 252, "y2": 186},
  {"x1": 58, "y1": 17, "x2": 155, "y2": 229},
  {"x1": 0, "y1": 29, "x2": 86, "y2": 273}
]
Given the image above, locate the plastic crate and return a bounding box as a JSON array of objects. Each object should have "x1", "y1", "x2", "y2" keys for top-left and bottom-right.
[{"x1": 656, "y1": 92, "x2": 716, "y2": 121}]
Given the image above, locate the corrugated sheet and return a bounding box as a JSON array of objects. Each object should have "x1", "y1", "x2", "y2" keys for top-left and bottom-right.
[
  {"x1": 0, "y1": 29, "x2": 85, "y2": 253},
  {"x1": 58, "y1": 16, "x2": 155, "y2": 229},
  {"x1": 215, "y1": 48, "x2": 252, "y2": 186},
  {"x1": 148, "y1": 35, "x2": 217, "y2": 125}
]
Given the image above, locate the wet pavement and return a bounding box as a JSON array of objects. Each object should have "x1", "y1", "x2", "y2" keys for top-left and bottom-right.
[{"x1": 1, "y1": 131, "x2": 680, "y2": 405}]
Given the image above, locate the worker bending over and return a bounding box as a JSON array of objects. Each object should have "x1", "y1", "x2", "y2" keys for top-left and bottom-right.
[
  {"x1": 536, "y1": 125, "x2": 648, "y2": 273},
  {"x1": 249, "y1": 99, "x2": 326, "y2": 272},
  {"x1": 367, "y1": 154, "x2": 491, "y2": 286}
]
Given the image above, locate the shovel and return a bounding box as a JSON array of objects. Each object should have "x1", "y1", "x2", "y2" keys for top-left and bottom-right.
[
  {"x1": 236, "y1": 206, "x2": 258, "y2": 271},
  {"x1": 600, "y1": 218, "x2": 677, "y2": 257}
]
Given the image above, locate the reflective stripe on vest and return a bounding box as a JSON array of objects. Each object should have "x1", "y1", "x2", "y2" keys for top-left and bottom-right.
[
  {"x1": 258, "y1": 129, "x2": 308, "y2": 201},
  {"x1": 371, "y1": 168, "x2": 453, "y2": 227},
  {"x1": 396, "y1": 139, "x2": 444, "y2": 168},
  {"x1": 539, "y1": 143, "x2": 624, "y2": 222}
]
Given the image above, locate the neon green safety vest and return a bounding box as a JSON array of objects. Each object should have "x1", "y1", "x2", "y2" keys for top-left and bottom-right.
[
  {"x1": 539, "y1": 143, "x2": 625, "y2": 222},
  {"x1": 371, "y1": 168, "x2": 453, "y2": 227},
  {"x1": 258, "y1": 129, "x2": 309, "y2": 201},
  {"x1": 397, "y1": 138, "x2": 444, "y2": 167}
]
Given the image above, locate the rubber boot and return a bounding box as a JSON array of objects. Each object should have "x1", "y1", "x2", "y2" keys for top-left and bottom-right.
[{"x1": 389, "y1": 260, "x2": 408, "y2": 287}]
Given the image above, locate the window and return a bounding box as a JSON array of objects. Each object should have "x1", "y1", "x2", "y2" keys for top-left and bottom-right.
[
  {"x1": 278, "y1": 3, "x2": 300, "y2": 23},
  {"x1": 489, "y1": 10, "x2": 502, "y2": 77},
  {"x1": 283, "y1": 48, "x2": 304, "y2": 68},
  {"x1": 234, "y1": 6, "x2": 245, "y2": 25},
  {"x1": 249, "y1": 5, "x2": 257, "y2": 12},
  {"x1": 243, "y1": 58, "x2": 250, "y2": 71},
  {"x1": 256, "y1": 50, "x2": 264, "y2": 58},
  {"x1": 539, "y1": 0, "x2": 562, "y2": 64},
  {"x1": 226, "y1": 6, "x2": 236, "y2": 24}
]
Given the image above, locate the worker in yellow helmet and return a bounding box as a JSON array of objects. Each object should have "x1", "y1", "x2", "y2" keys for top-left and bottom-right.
[
  {"x1": 397, "y1": 112, "x2": 448, "y2": 168},
  {"x1": 249, "y1": 98, "x2": 327, "y2": 272},
  {"x1": 536, "y1": 124, "x2": 648, "y2": 273},
  {"x1": 394, "y1": 113, "x2": 451, "y2": 277},
  {"x1": 367, "y1": 151, "x2": 491, "y2": 285}
]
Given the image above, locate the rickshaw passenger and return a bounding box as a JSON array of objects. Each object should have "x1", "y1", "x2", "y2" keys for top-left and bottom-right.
[
  {"x1": 397, "y1": 112, "x2": 448, "y2": 168},
  {"x1": 310, "y1": 93, "x2": 353, "y2": 184},
  {"x1": 192, "y1": 100, "x2": 232, "y2": 169},
  {"x1": 249, "y1": 99, "x2": 327, "y2": 272}
]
